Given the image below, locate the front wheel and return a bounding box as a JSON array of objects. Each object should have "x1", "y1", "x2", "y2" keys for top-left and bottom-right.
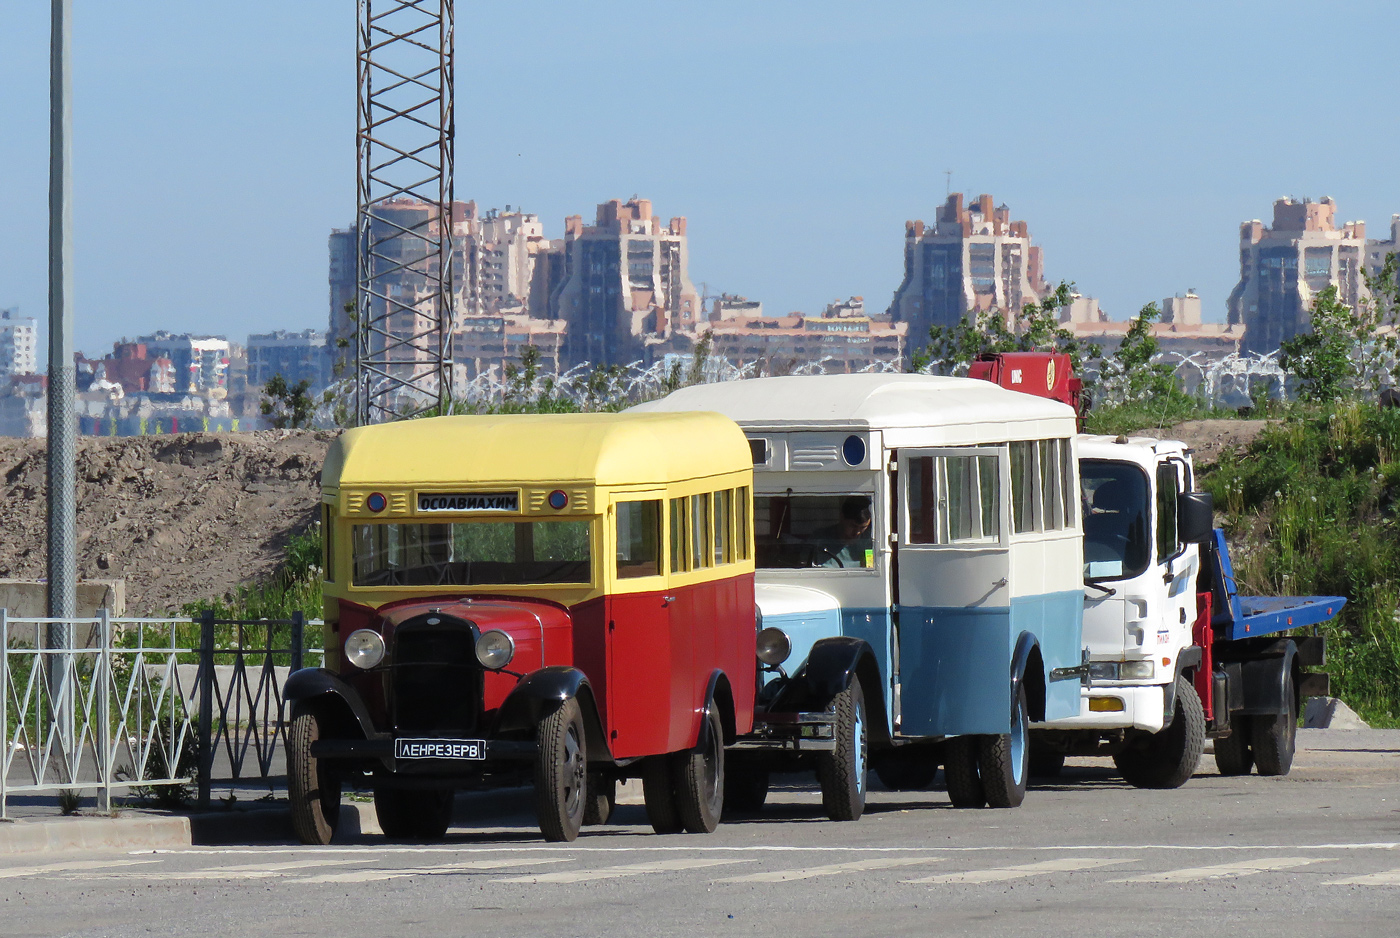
[
  {"x1": 534, "y1": 698, "x2": 588, "y2": 842},
  {"x1": 375, "y1": 787, "x2": 453, "y2": 841},
  {"x1": 817, "y1": 679, "x2": 868, "y2": 821},
  {"x1": 287, "y1": 703, "x2": 341, "y2": 845},
  {"x1": 1114, "y1": 676, "x2": 1205, "y2": 789},
  {"x1": 979, "y1": 681, "x2": 1030, "y2": 808},
  {"x1": 674, "y1": 707, "x2": 725, "y2": 834},
  {"x1": 1251, "y1": 669, "x2": 1297, "y2": 777}
]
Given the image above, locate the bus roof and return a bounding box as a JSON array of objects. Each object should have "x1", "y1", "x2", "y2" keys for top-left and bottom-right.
[
  {"x1": 323, "y1": 411, "x2": 750, "y2": 489},
  {"x1": 631, "y1": 374, "x2": 1075, "y2": 434}
]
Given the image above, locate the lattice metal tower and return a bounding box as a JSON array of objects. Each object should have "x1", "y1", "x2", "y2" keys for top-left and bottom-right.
[{"x1": 355, "y1": 0, "x2": 456, "y2": 423}]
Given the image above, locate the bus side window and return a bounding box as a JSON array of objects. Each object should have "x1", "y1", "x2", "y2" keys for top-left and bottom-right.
[
  {"x1": 1038, "y1": 439, "x2": 1065, "y2": 530},
  {"x1": 1156, "y1": 463, "x2": 1180, "y2": 562},
  {"x1": 1059, "y1": 439, "x2": 1076, "y2": 529},
  {"x1": 616, "y1": 500, "x2": 661, "y2": 579},
  {"x1": 690, "y1": 493, "x2": 711, "y2": 569},
  {"x1": 670, "y1": 497, "x2": 689, "y2": 573},
  {"x1": 713, "y1": 490, "x2": 731, "y2": 565},
  {"x1": 1010, "y1": 442, "x2": 1039, "y2": 534},
  {"x1": 322, "y1": 504, "x2": 335, "y2": 583}
]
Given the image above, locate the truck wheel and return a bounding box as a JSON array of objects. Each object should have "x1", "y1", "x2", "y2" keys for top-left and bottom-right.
[
  {"x1": 874, "y1": 748, "x2": 938, "y2": 791},
  {"x1": 534, "y1": 697, "x2": 587, "y2": 842},
  {"x1": 674, "y1": 706, "x2": 725, "y2": 833},
  {"x1": 375, "y1": 787, "x2": 454, "y2": 841},
  {"x1": 1251, "y1": 670, "x2": 1297, "y2": 776},
  {"x1": 979, "y1": 682, "x2": 1030, "y2": 808},
  {"x1": 818, "y1": 679, "x2": 868, "y2": 821},
  {"x1": 583, "y1": 773, "x2": 616, "y2": 826},
  {"x1": 642, "y1": 754, "x2": 684, "y2": 834},
  {"x1": 1113, "y1": 677, "x2": 1205, "y2": 789},
  {"x1": 287, "y1": 703, "x2": 341, "y2": 845},
  {"x1": 943, "y1": 736, "x2": 986, "y2": 808},
  {"x1": 723, "y1": 761, "x2": 770, "y2": 814},
  {"x1": 1213, "y1": 716, "x2": 1254, "y2": 776}
]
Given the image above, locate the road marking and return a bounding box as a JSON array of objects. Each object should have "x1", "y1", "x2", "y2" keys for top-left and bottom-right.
[
  {"x1": 496, "y1": 859, "x2": 750, "y2": 884},
  {"x1": 0, "y1": 859, "x2": 158, "y2": 879},
  {"x1": 1110, "y1": 857, "x2": 1326, "y2": 883},
  {"x1": 295, "y1": 859, "x2": 570, "y2": 884},
  {"x1": 717, "y1": 857, "x2": 941, "y2": 883},
  {"x1": 904, "y1": 858, "x2": 1127, "y2": 884},
  {"x1": 1325, "y1": 869, "x2": 1400, "y2": 886},
  {"x1": 142, "y1": 859, "x2": 368, "y2": 880}
]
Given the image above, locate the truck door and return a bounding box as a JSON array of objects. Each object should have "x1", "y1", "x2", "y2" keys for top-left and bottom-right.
[
  {"x1": 894, "y1": 448, "x2": 1011, "y2": 736},
  {"x1": 1154, "y1": 459, "x2": 1197, "y2": 656}
]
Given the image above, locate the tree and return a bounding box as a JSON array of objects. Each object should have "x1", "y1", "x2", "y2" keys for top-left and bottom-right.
[
  {"x1": 1096, "y1": 302, "x2": 1181, "y2": 404},
  {"x1": 911, "y1": 281, "x2": 1101, "y2": 376},
  {"x1": 261, "y1": 374, "x2": 316, "y2": 429},
  {"x1": 1278, "y1": 285, "x2": 1387, "y2": 404}
]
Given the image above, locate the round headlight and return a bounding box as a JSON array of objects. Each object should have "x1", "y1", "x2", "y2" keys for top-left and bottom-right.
[
  {"x1": 343, "y1": 629, "x2": 385, "y2": 670},
  {"x1": 756, "y1": 627, "x2": 792, "y2": 666},
  {"x1": 475, "y1": 629, "x2": 516, "y2": 670}
]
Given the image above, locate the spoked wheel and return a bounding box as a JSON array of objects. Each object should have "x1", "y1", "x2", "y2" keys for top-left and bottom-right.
[
  {"x1": 1214, "y1": 715, "x2": 1254, "y2": 776},
  {"x1": 723, "y1": 759, "x2": 770, "y2": 815},
  {"x1": 534, "y1": 698, "x2": 588, "y2": 842},
  {"x1": 674, "y1": 707, "x2": 726, "y2": 834},
  {"x1": 1251, "y1": 669, "x2": 1297, "y2": 777},
  {"x1": 979, "y1": 681, "x2": 1030, "y2": 808},
  {"x1": 375, "y1": 787, "x2": 454, "y2": 841},
  {"x1": 874, "y1": 747, "x2": 938, "y2": 791},
  {"x1": 818, "y1": 680, "x2": 868, "y2": 821},
  {"x1": 287, "y1": 703, "x2": 342, "y2": 845},
  {"x1": 642, "y1": 755, "x2": 683, "y2": 834},
  {"x1": 1114, "y1": 676, "x2": 1205, "y2": 789},
  {"x1": 583, "y1": 773, "x2": 617, "y2": 826},
  {"x1": 943, "y1": 735, "x2": 986, "y2": 808}
]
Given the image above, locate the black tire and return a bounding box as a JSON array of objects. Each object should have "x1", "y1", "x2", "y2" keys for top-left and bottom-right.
[
  {"x1": 874, "y1": 748, "x2": 938, "y2": 791},
  {"x1": 817, "y1": 680, "x2": 868, "y2": 821},
  {"x1": 1214, "y1": 715, "x2": 1254, "y2": 776},
  {"x1": 583, "y1": 773, "x2": 616, "y2": 826},
  {"x1": 1113, "y1": 677, "x2": 1206, "y2": 789},
  {"x1": 642, "y1": 755, "x2": 684, "y2": 834},
  {"x1": 374, "y1": 787, "x2": 454, "y2": 841},
  {"x1": 1251, "y1": 670, "x2": 1297, "y2": 777},
  {"x1": 1029, "y1": 735, "x2": 1066, "y2": 779},
  {"x1": 674, "y1": 707, "x2": 725, "y2": 834},
  {"x1": 534, "y1": 698, "x2": 587, "y2": 842},
  {"x1": 943, "y1": 735, "x2": 986, "y2": 808},
  {"x1": 723, "y1": 762, "x2": 770, "y2": 814},
  {"x1": 979, "y1": 682, "x2": 1031, "y2": 808},
  {"x1": 287, "y1": 703, "x2": 341, "y2": 845}
]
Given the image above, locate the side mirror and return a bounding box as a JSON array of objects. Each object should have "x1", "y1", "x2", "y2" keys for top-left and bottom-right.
[{"x1": 1177, "y1": 491, "x2": 1214, "y2": 544}]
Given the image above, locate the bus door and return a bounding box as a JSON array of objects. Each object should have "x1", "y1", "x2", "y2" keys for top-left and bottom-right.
[
  {"x1": 894, "y1": 447, "x2": 1012, "y2": 737},
  {"x1": 606, "y1": 493, "x2": 674, "y2": 758}
]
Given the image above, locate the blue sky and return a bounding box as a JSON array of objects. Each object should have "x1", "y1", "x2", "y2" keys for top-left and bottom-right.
[{"x1": 3, "y1": 2, "x2": 1399, "y2": 358}]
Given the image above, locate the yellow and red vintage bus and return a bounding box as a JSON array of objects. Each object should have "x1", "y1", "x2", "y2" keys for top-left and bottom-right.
[{"x1": 286, "y1": 412, "x2": 757, "y2": 843}]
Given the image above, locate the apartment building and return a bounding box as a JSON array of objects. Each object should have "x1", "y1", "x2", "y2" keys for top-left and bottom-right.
[
  {"x1": 0, "y1": 308, "x2": 37, "y2": 380},
  {"x1": 247, "y1": 329, "x2": 326, "y2": 389}
]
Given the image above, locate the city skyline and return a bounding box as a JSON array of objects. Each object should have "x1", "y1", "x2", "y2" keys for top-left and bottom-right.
[{"x1": 2, "y1": 3, "x2": 1400, "y2": 357}]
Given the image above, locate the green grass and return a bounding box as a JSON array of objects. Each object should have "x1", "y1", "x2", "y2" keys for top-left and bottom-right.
[{"x1": 1082, "y1": 392, "x2": 1234, "y2": 436}]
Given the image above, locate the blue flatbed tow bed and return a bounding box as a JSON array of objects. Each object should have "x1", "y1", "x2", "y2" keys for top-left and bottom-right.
[{"x1": 1206, "y1": 529, "x2": 1346, "y2": 642}]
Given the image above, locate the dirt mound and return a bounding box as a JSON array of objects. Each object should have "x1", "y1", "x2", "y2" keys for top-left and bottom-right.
[
  {"x1": 1131, "y1": 419, "x2": 1275, "y2": 466},
  {"x1": 0, "y1": 430, "x2": 335, "y2": 615}
]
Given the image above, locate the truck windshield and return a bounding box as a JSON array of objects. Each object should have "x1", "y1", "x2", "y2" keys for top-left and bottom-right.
[
  {"x1": 754, "y1": 494, "x2": 875, "y2": 569},
  {"x1": 352, "y1": 520, "x2": 591, "y2": 586},
  {"x1": 1081, "y1": 460, "x2": 1151, "y2": 581}
]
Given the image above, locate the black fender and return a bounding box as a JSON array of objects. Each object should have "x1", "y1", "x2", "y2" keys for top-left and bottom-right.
[
  {"x1": 1238, "y1": 640, "x2": 1297, "y2": 717},
  {"x1": 1010, "y1": 632, "x2": 1046, "y2": 723},
  {"x1": 493, "y1": 666, "x2": 612, "y2": 763},
  {"x1": 701, "y1": 669, "x2": 737, "y2": 747},
  {"x1": 771, "y1": 636, "x2": 891, "y2": 748},
  {"x1": 283, "y1": 668, "x2": 378, "y2": 740},
  {"x1": 1163, "y1": 646, "x2": 1204, "y2": 723}
]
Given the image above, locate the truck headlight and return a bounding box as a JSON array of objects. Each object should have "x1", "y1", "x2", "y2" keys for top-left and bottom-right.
[
  {"x1": 756, "y1": 627, "x2": 792, "y2": 666},
  {"x1": 475, "y1": 630, "x2": 516, "y2": 670},
  {"x1": 1088, "y1": 661, "x2": 1119, "y2": 681},
  {"x1": 344, "y1": 629, "x2": 385, "y2": 670},
  {"x1": 1120, "y1": 660, "x2": 1156, "y2": 680}
]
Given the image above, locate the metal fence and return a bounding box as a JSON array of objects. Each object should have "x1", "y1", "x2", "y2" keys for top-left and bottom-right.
[{"x1": 0, "y1": 609, "x2": 323, "y2": 816}]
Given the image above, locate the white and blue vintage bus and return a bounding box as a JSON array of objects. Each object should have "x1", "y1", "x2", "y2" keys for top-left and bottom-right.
[{"x1": 634, "y1": 374, "x2": 1086, "y2": 818}]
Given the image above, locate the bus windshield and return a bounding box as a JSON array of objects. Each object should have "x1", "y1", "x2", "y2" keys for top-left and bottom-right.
[
  {"x1": 352, "y1": 520, "x2": 591, "y2": 587},
  {"x1": 754, "y1": 494, "x2": 875, "y2": 569},
  {"x1": 1081, "y1": 460, "x2": 1150, "y2": 581}
]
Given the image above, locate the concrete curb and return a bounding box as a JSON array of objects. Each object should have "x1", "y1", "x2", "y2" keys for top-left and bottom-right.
[{"x1": 0, "y1": 816, "x2": 191, "y2": 856}]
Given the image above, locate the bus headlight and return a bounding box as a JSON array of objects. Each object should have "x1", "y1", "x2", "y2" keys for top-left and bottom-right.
[
  {"x1": 344, "y1": 629, "x2": 385, "y2": 670},
  {"x1": 475, "y1": 630, "x2": 516, "y2": 670},
  {"x1": 756, "y1": 627, "x2": 792, "y2": 666}
]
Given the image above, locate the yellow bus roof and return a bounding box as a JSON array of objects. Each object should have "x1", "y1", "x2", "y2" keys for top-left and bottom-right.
[{"x1": 323, "y1": 411, "x2": 751, "y2": 489}]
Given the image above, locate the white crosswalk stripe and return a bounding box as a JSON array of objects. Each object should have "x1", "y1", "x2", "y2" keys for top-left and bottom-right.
[
  {"x1": 717, "y1": 857, "x2": 941, "y2": 883},
  {"x1": 295, "y1": 858, "x2": 571, "y2": 884},
  {"x1": 1324, "y1": 868, "x2": 1400, "y2": 886},
  {"x1": 0, "y1": 859, "x2": 158, "y2": 879},
  {"x1": 1109, "y1": 857, "x2": 1326, "y2": 883},
  {"x1": 132, "y1": 859, "x2": 368, "y2": 880},
  {"x1": 496, "y1": 859, "x2": 750, "y2": 884},
  {"x1": 904, "y1": 858, "x2": 1128, "y2": 884}
]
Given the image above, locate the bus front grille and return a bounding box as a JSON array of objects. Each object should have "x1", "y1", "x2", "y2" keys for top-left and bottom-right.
[{"x1": 390, "y1": 620, "x2": 483, "y2": 735}]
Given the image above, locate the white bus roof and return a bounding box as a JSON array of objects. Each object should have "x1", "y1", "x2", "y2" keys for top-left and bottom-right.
[{"x1": 633, "y1": 374, "x2": 1076, "y2": 442}]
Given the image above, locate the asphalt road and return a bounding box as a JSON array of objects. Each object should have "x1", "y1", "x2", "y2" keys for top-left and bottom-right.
[{"x1": 3, "y1": 728, "x2": 1398, "y2": 938}]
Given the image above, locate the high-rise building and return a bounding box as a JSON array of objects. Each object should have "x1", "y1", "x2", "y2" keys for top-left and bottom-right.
[
  {"x1": 549, "y1": 199, "x2": 701, "y2": 366},
  {"x1": 888, "y1": 193, "x2": 1047, "y2": 358},
  {"x1": 1228, "y1": 197, "x2": 1368, "y2": 354},
  {"x1": 0, "y1": 308, "x2": 37, "y2": 379},
  {"x1": 1366, "y1": 214, "x2": 1400, "y2": 293},
  {"x1": 247, "y1": 329, "x2": 327, "y2": 390}
]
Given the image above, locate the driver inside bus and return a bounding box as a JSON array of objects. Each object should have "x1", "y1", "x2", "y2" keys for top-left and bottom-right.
[{"x1": 813, "y1": 496, "x2": 874, "y2": 568}]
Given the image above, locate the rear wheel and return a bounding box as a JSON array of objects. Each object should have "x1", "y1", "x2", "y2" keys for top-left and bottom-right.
[
  {"x1": 583, "y1": 773, "x2": 616, "y2": 826},
  {"x1": 1213, "y1": 715, "x2": 1254, "y2": 776},
  {"x1": 723, "y1": 761, "x2": 770, "y2": 814},
  {"x1": 979, "y1": 682, "x2": 1030, "y2": 808},
  {"x1": 375, "y1": 787, "x2": 453, "y2": 841},
  {"x1": 1251, "y1": 670, "x2": 1297, "y2": 777},
  {"x1": 1114, "y1": 677, "x2": 1205, "y2": 789},
  {"x1": 534, "y1": 698, "x2": 587, "y2": 842},
  {"x1": 818, "y1": 679, "x2": 868, "y2": 821},
  {"x1": 1029, "y1": 736, "x2": 1066, "y2": 779},
  {"x1": 874, "y1": 748, "x2": 938, "y2": 791},
  {"x1": 674, "y1": 707, "x2": 726, "y2": 834},
  {"x1": 287, "y1": 703, "x2": 341, "y2": 845},
  {"x1": 943, "y1": 735, "x2": 986, "y2": 808},
  {"x1": 642, "y1": 755, "x2": 684, "y2": 834}
]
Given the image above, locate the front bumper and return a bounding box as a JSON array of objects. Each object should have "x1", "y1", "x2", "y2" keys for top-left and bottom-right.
[
  {"x1": 1033, "y1": 683, "x2": 1168, "y2": 733},
  {"x1": 732, "y1": 711, "x2": 836, "y2": 752},
  {"x1": 310, "y1": 736, "x2": 538, "y2": 773}
]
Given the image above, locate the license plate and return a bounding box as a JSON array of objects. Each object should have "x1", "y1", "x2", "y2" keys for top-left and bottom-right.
[{"x1": 394, "y1": 738, "x2": 486, "y2": 761}]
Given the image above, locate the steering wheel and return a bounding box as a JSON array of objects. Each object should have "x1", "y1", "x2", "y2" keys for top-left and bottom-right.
[{"x1": 802, "y1": 543, "x2": 844, "y2": 568}]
